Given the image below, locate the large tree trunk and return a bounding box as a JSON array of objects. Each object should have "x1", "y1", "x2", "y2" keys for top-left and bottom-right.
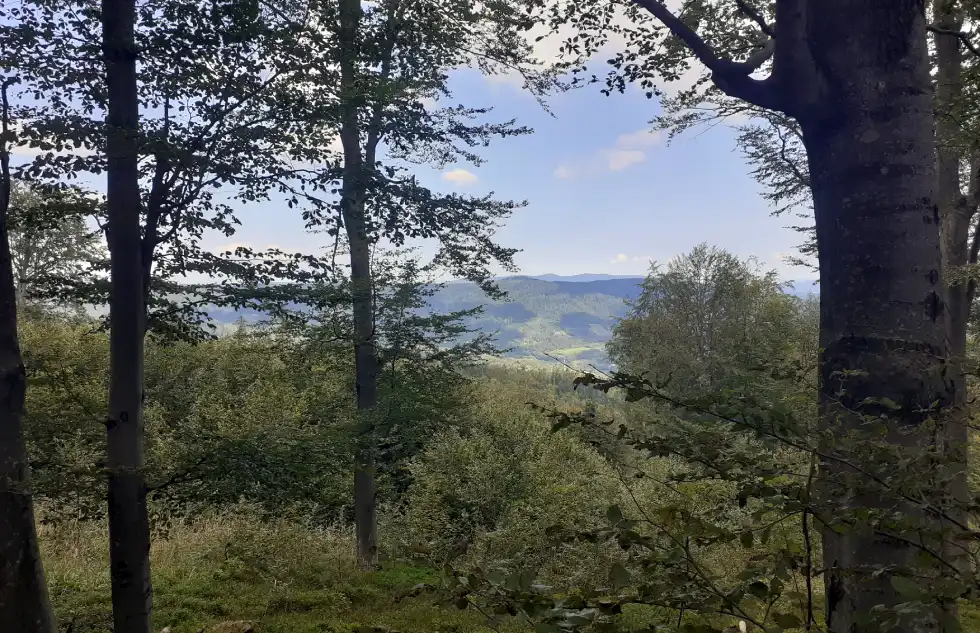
[
  {"x1": 802, "y1": 3, "x2": 954, "y2": 630},
  {"x1": 102, "y1": 0, "x2": 153, "y2": 630},
  {"x1": 0, "y1": 83, "x2": 56, "y2": 632}
]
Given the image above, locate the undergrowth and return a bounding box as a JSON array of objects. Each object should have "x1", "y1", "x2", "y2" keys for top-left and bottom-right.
[{"x1": 39, "y1": 510, "x2": 524, "y2": 633}]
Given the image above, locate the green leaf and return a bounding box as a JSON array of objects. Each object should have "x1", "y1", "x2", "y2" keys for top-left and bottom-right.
[
  {"x1": 607, "y1": 504, "x2": 624, "y2": 525},
  {"x1": 890, "y1": 575, "x2": 921, "y2": 597},
  {"x1": 747, "y1": 581, "x2": 769, "y2": 598},
  {"x1": 773, "y1": 613, "x2": 802, "y2": 629},
  {"x1": 609, "y1": 562, "x2": 631, "y2": 590},
  {"x1": 740, "y1": 531, "x2": 754, "y2": 549}
]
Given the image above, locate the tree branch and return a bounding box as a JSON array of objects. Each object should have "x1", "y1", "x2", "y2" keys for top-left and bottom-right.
[
  {"x1": 629, "y1": 0, "x2": 782, "y2": 110},
  {"x1": 927, "y1": 24, "x2": 980, "y2": 59},
  {"x1": 733, "y1": 0, "x2": 775, "y2": 37}
]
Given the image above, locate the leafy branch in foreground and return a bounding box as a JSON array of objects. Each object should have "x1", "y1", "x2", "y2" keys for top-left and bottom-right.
[{"x1": 443, "y1": 364, "x2": 977, "y2": 633}]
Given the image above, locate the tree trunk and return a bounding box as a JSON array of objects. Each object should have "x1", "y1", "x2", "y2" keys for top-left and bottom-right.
[
  {"x1": 802, "y1": 4, "x2": 954, "y2": 630},
  {"x1": 348, "y1": 225, "x2": 379, "y2": 567},
  {"x1": 933, "y1": 0, "x2": 972, "y2": 581},
  {"x1": 338, "y1": 0, "x2": 379, "y2": 567},
  {"x1": 102, "y1": 0, "x2": 152, "y2": 630},
  {"x1": 0, "y1": 85, "x2": 56, "y2": 631}
]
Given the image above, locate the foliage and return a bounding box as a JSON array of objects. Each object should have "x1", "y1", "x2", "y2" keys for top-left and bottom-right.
[
  {"x1": 0, "y1": 0, "x2": 334, "y2": 339},
  {"x1": 6, "y1": 178, "x2": 104, "y2": 308}
]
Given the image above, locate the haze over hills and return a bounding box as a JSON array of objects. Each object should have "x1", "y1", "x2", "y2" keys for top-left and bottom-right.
[{"x1": 199, "y1": 274, "x2": 818, "y2": 372}]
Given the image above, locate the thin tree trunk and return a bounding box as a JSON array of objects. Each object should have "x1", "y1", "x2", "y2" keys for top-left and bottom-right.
[
  {"x1": 338, "y1": 0, "x2": 379, "y2": 567},
  {"x1": 0, "y1": 78, "x2": 56, "y2": 633},
  {"x1": 803, "y1": 4, "x2": 953, "y2": 630},
  {"x1": 102, "y1": 0, "x2": 152, "y2": 630}
]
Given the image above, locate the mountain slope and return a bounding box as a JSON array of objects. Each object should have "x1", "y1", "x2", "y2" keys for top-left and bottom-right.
[
  {"x1": 428, "y1": 276, "x2": 645, "y2": 370},
  {"x1": 198, "y1": 275, "x2": 818, "y2": 371}
]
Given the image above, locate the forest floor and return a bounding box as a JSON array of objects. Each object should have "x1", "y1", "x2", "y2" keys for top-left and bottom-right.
[{"x1": 39, "y1": 512, "x2": 980, "y2": 633}]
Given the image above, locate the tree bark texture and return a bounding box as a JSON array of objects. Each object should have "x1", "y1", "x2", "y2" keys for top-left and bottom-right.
[
  {"x1": 932, "y1": 0, "x2": 972, "y2": 580},
  {"x1": 627, "y1": 0, "x2": 958, "y2": 630},
  {"x1": 802, "y1": 3, "x2": 954, "y2": 631},
  {"x1": 338, "y1": 0, "x2": 380, "y2": 567},
  {"x1": 0, "y1": 84, "x2": 56, "y2": 632},
  {"x1": 102, "y1": 0, "x2": 152, "y2": 630}
]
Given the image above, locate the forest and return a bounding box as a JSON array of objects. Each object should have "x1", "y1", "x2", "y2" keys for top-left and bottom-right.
[{"x1": 1, "y1": 1, "x2": 978, "y2": 633}]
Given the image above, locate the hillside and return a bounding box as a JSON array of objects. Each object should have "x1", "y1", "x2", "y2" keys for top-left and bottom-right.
[
  {"x1": 429, "y1": 275, "x2": 646, "y2": 370},
  {"x1": 198, "y1": 275, "x2": 818, "y2": 372}
]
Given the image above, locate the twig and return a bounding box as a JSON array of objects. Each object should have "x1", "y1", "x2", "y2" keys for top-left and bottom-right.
[{"x1": 733, "y1": 0, "x2": 775, "y2": 37}]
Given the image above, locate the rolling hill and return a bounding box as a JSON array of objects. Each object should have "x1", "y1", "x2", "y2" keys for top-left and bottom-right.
[{"x1": 199, "y1": 275, "x2": 818, "y2": 372}]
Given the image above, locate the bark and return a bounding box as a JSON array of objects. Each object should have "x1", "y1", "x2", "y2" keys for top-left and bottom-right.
[
  {"x1": 932, "y1": 0, "x2": 972, "y2": 582},
  {"x1": 629, "y1": 0, "x2": 958, "y2": 630},
  {"x1": 338, "y1": 0, "x2": 379, "y2": 567},
  {"x1": 102, "y1": 0, "x2": 152, "y2": 630},
  {"x1": 802, "y1": 4, "x2": 953, "y2": 630},
  {"x1": 0, "y1": 80, "x2": 56, "y2": 633}
]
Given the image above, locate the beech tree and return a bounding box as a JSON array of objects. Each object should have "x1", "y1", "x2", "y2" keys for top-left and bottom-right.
[
  {"x1": 6, "y1": 180, "x2": 104, "y2": 308},
  {"x1": 530, "y1": 1, "x2": 959, "y2": 630},
  {"x1": 296, "y1": 0, "x2": 548, "y2": 565},
  {"x1": 0, "y1": 80, "x2": 56, "y2": 633}
]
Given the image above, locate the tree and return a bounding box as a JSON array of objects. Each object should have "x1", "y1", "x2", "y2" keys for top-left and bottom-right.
[
  {"x1": 534, "y1": 1, "x2": 956, "y2": 630},
  {"x1": 7, "y1": 180, "x2": 104, "y2": 308},
  {"x1": 2, "y1": 0, "x2": 333, "y2": 342},
  {"x1": 608, "y1": 244, "x2": 806, "y2": 403},
  {"x1": 299, "y1": 0, "x2": 546, "y2": 565},
  {"x1": 0, "y1": 78, "x2": 56, "y2": 633},
  {"x1": 101, "y1": 0, "x2": 152, "y2": 631},
  {"x1": 276, "y1": 248, "x2": 502, "y2": 505}
]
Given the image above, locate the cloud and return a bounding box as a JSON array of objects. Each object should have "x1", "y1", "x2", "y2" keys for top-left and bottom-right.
[
  {"x1": 610, "y1": 253, "x2": 629, "y2": 264},
  {"x1": 555, "y1": 126, "x2": 662, "y2": 178},
  {"x1": 615, "y1": 129, "x2": 661, "y2": 148},
  {"x1": 442, "y1": 168, "x2": 478, "y2": 186},
  {"x1": 601, "y1": 149, "x2": 646, "y2": 171},
  {"x1": 553, "y1": 165, "x2": 574, "y2": 180}
]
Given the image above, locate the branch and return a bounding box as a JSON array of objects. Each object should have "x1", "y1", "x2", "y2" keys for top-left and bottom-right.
[
  {"x1": 733, "y1": 0, "x2": 775, "y2": 38},
  {"x1": 0, "y1": 77, "x2": 17, "y2": 220},
  {"x1": 927, "y1": 24, "x2": 980, "y2": 59},
  {"x1": 629, "y1": 0, "x2": 782, "y2": 110}
]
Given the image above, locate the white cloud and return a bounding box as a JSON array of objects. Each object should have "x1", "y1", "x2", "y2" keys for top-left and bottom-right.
[
  {"x1": 610, "y1": 253, "x2": 629, "y2": 264},
  {"x1": 442, "y1": 168, "x2": 478, "y2": 186},
  {"x1": 553, "y1": 165, "x2": 574, "y2": 179},
  {"x1": 616, "y1": 129, "x2": 662, "y2": 148},
  {"x1": 602, "y1": 148, "x2": 646, "y2": 171},
  {"x1": 556, "y1": 126, "x2": 662, "y2": 178}
]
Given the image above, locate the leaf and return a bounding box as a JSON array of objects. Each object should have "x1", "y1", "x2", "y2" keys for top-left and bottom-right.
[
  {"x1": 773, "y1": 613, "x2": 802, "y2": 629},
  {"x1": 607, "y1": 504, "x2": 624, "y2": 525},
  {"x1": 890, "y1": 575, "x2": 921, "y2": 597},
  {"x1": 747, "y1": 581, "x2": 769, "y2": 599},
  {"x1": 740, "y1": 531, "x2": 754, "y2": 549},
  {"x1": 609, "y1": 562, "x2": 631, "y2": 590}
]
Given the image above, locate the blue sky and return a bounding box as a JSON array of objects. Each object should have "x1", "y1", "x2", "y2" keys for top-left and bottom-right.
[
  {"x1": 217, "y1": 67, "x2": 813, "y2": 281},
  {"x1": 9, "y1": 56, "x2": 814, "y2": 283}
]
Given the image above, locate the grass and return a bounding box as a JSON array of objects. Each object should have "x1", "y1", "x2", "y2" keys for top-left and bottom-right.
[
  {"x1": 39, "y1": 510, "x2": 526, "y2": 633},
  {"x1": 39, "y1": 510, "x2": 980, "y2": 633}
]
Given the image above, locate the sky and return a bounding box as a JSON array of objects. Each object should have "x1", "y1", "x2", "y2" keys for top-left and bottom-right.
[
  {"x1": 209, "y1": 67, "x2": 815, "y2": 281},
  {"x1": 7, "y1": 15, "x2": 817, "y2": 284}
]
